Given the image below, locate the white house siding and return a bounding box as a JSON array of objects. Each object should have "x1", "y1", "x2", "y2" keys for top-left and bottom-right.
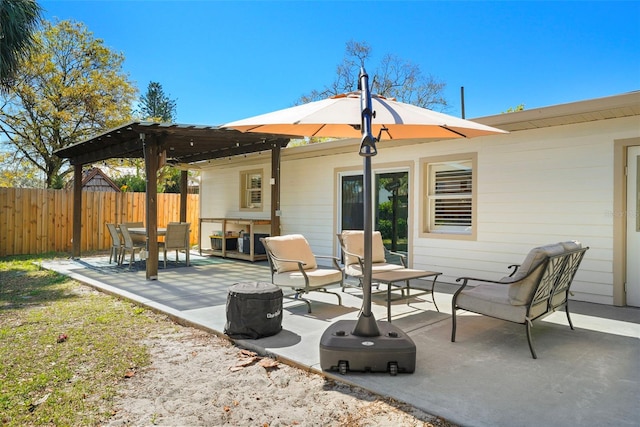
[
  {"x1": 200, "y1": 115, "x2": 639, "y2": 305},
  {"x1": 410, "y1": 117, "x2": 638, "y2": 305}
]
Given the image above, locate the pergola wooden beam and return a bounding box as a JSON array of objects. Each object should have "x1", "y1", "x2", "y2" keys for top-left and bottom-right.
[{"x1": 56, "y1": 121, "x2": 293, "y2": 280}]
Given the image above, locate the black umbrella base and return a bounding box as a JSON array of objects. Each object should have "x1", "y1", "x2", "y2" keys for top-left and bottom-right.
[{"x1": 319, "y1": 319, "x2": 416, "y2": 375}]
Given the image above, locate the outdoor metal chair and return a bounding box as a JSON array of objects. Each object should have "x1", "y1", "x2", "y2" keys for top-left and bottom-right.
[
  {"x1": 158, "y1": 222, "x2": 191, "y2": 268},
  {"x1": 261, "y1": 234, "x2": 343, "y2": 313},
  {"x1": 106, "y1": 223, "x2": 123, "y2": 264},
  {"x1": 337, "y1": 230, "x2": 407, "y2": 291},
  {"x1": 451, "y1": 241, "x2": 589, "y2": 358}
]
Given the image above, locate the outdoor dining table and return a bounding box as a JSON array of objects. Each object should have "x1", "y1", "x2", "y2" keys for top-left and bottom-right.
[
  {"x1": 127, "y1": 227, "x2": 167, "y2": 236},
  {"x1": 371, "y1": 269, "x2": 442, "y2": 322}
]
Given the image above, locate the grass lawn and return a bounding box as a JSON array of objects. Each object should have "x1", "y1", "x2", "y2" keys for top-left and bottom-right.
[{"x1": 0, "y1": 255, "x2": 177, "y2": 426}]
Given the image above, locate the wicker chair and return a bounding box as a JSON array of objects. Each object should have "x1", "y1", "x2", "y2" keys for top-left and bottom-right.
[{"x1": 158, "y1": 222, "x2": 191, "y2": 268}]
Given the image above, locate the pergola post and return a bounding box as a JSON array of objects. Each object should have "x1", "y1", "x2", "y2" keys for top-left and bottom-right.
[
  {"x1": 72, "y1": 164, "x2": 83, "y2": 259},
  {"x1": 143, "y1": 133, "x2": 159, "y2": 280},
  {"x1": 270, "y1": 141, "x2": 281, "y2": 237},
  {"x1": 180, "y1": 170, "x2": 188, "y2": 223}
]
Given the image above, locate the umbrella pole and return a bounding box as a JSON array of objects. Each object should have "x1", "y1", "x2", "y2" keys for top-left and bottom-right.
[
  {"x1": 319, "y1": 67, "x2": 417, "y2": 375},
  {"x1": 352, "y1": 68, "x2": 380, "y2": 337}
]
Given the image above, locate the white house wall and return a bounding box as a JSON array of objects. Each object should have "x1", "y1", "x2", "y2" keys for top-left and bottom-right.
[
  {"x1": 410, "y1": 117, "x2": 638, "y2": 305},
  {"x1": 200, "y1": 115, "x2": 639, "y2": 305}
]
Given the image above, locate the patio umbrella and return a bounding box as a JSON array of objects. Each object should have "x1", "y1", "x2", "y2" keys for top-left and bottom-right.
[
  {"x1": 223, "y1": 69, "x2": 506, "y2": 342},
  {"x1": 223, "y1": 91, "x2": 505, "y2": 142}
]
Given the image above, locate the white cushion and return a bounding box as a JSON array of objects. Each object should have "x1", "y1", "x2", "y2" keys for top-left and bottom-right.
[
  {"x1": 560, "y1": 240, "x2": 582, "y2": 251},
  {"x1": 345, "y1": 262, "x2": 404, "y2": 277},
  {"x1": 506, "y1": 242, "x2": 582, "y2": 305},
  {"x1": 264, "y1": 234, "x2": 317, "y2": 273},
  {"x1": 457, "y1": 283, "x2": 528, "y2": 323},
  {"x1": 508, "y1": 243, "x2": 566, "y2": 305},
  {"x1": 273, "y1": 268, "x2": 343, "y2": 290},
  {"x1": 341, "y1": 230, "x2": 386, "y2": 266}
]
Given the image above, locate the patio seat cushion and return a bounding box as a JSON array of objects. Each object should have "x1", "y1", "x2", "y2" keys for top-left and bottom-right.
[
  {"x1": 502, "y1": 242, "x2": 575, "y2": 305},
  {"x1": 264, "y1": 234, "x2": 317, "y2": 273},
  {"x1": 341, "y1": 230, "x2": 386, "y2": 266},
  {"x1": 560, "y1": 240, "x2": 582, "y2": 251},
  {"x1": 345, "y1": 262, "x2": 404, "y2": 277},
  {"x1": 273, "y1": 268, "x2": 344, "y2": 290},
  {"x1": 456, "y1": 283, "x2": 528, "y2": 323}
]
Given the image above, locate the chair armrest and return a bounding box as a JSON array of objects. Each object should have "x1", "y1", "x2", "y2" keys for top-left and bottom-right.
[
  {"x1": 453, "y1": 276, "x2": 509, "y2": 298},
  {"x1": 386, "y1": 249, "x2": 407, "y2": 267},
  {"x1": 507, "y1": 264, "x2": 520, "y2": 277},
  {"x1": 340, "y1": 247, "x2": 363, "y2": 262},
  {"x1": 315, "y1": 255, "x2": 340, "y2": 262},
  {"x1": 456, "y1": 276, "x2": 510, "y2": 286},
  {"x1": 267, "y1": 253, "x2": 308, "y2": 268},
  {"x1": 315, "y1": 255, "x2": 343, "y2": 271}
]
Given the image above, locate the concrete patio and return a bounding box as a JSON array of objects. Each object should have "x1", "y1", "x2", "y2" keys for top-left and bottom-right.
[{"x1": 42, "y1": 252, "x2": 640, "y2": 427}]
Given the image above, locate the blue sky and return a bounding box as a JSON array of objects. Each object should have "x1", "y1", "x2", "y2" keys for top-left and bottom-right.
[{"x1": 41, "y1": 0, "x2": 640, "y2": 125}]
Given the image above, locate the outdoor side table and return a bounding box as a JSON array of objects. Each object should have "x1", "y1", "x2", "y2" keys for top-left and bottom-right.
[{"x1": 371, "y1": 269, "x2": 442, "y2": 322}]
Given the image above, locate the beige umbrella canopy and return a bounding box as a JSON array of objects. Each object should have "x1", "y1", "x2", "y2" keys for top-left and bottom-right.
[{"x1": 222, "y1": 92, "x2": 507, "y2": 140}]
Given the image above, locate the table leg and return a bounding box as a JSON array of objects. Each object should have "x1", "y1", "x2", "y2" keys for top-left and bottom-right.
[
  {"x1": 387, "y1": 282, "x2": 392, "y2": 322},
  {"x1": 405, "y1": 276, "x2": 440, "y2": 312},
  {"x1": 430, "y1": 276, "x2": 439, "y2": 312}
]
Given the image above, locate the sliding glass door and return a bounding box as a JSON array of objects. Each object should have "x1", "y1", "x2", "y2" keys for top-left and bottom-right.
[{"x1": 340, "y1": 170, "x2": 409, "y2": 255}]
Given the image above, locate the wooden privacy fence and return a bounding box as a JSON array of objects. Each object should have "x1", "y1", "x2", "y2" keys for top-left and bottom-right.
[{"x1": 0, "y1": 188, "x2": 200, "y2": 257}]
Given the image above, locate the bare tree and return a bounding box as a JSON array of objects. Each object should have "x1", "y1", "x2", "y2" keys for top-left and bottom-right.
[{"x1": 298, "y1": 41, "x2": 447, "y2": 111}]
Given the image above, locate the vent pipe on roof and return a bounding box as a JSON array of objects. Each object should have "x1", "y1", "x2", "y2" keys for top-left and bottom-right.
[{"x1": 461, "y1": 86, "x2": 466, "y2": 119}]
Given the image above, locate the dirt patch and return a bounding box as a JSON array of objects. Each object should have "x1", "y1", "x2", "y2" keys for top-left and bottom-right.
[{"x1": 106, "y1": 326, "x2": 455, "y2": 426}]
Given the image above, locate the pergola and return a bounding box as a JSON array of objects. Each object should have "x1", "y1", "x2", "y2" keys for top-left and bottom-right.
[{"x1": 55, "y1": 121, "x2": 291, "y2": 279}]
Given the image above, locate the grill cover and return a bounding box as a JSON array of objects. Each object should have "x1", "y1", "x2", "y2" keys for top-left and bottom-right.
[{"x1": 225, "y1": 282, "x2": 283, "y2": 339}]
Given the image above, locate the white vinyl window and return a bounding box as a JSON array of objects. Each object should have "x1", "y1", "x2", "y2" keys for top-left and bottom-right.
[
  {"x1": 426, "y1": 159, "x2": 473, "y2": 234},
  {"x1": 240, "y1": 170, "x2": 262, "y2": 210}
]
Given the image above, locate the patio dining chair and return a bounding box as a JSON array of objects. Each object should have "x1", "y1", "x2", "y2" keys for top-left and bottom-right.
[
  {"x1": 122, "y1": 221, "x2": 145, "y2": 244},
  {"x1": 261, "y1": 234, "x2": 343, "y2": 313},
  {"x1": 119, "y1": 223, "x2": 146, "y2": 269},
  {"x1": 106, "y1": 223, "x2": 123, "y2": 264},
  {"x1": 158, "y1": 222, "x2": 191, "y2": 268}
]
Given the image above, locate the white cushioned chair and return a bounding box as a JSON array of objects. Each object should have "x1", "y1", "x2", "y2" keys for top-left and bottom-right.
[
  {"x1": 261, "y1": 234, "x2": 343, "y2": 313},
  {"x1": 337, "y1": 230, "x2": 407, "y2": 291},
  {"x1": 451, "y1": 241, "x2": 589, "y2": 358}
]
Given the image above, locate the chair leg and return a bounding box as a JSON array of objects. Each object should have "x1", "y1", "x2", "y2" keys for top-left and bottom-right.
[
  {"x1": 128, "y1": 250, "x2": 135, "y2": 270},
  {"x1": 316, "y1": 288, "x2": 342, "y2": 306},
  {"x1": 286, "y1": 292, "x2": 312, "y2": 313},
  {"x1": 526, "y1": 323, "x2": 538, "y2": 359},
  {"x1": 565, "y1": 302, "x2": 574, "y2": 330},
  {"x1": 451, "y1": 307, "x2": 457, "y2": 342}
]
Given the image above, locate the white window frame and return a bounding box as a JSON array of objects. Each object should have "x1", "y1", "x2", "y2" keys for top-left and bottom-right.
[
  {"x1": 420, "y1": 153, "x2": 477, "y2": 240},
  {"x1": 239, "y1": 169, "x2": 263, "y2": 211}
]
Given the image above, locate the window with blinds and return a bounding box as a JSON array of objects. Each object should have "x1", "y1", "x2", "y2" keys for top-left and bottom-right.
[
  {"x1": 427, "y1": 160, "x2": 473, "y2": 233},
  {"x1": 240, "y1": 170, "x2": 262, "y2": 210}
]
